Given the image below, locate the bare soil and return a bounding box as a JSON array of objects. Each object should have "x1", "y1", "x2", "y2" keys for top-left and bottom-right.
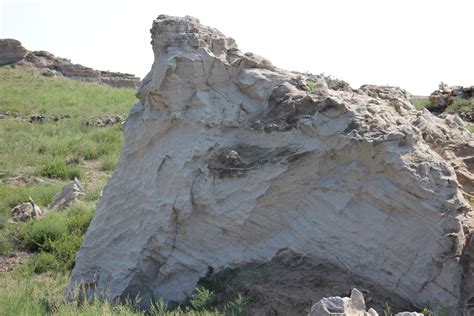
[{"x1": 0, "y1": 251, "x2": 29, "y2": 273}]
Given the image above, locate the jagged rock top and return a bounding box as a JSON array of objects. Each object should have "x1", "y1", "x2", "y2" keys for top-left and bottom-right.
[
  {"x1": 151, "y1": 15, "x2": 236, "y2": 53},
  {"x1": 69, "y1": 15, "x2": 473, "y2": 314}
]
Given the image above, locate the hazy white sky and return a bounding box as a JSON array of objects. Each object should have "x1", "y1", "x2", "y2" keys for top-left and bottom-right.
[{"x1": 1, "y1": 0, "x2": 473, "y2": 95}]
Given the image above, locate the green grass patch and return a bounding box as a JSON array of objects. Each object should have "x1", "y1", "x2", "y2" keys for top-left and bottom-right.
[
  {"x1": 0, "y1": 182, "x2": 62, "y2": 215},
  {"x1": 39, "y1": 160, "x2": 84, "y2": 180},
  {"x1": 0, "y1": 68, "x2": 132, "y2": 178},
  {"x1": 5, "y1": 201, "x2": 96, "y2": 270},
  {"x1": 0, "y1": 67, "x2": 136, "y2": 116},
  {"x1": 0, "y1": 267, "x2": 241, "y2": 315}
]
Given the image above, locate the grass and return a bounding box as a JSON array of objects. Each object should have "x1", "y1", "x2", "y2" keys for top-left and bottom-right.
[
  {"x1": 0, "y1": 68, "x2": 135, "y2": 116},
  {"x1": 0, "y1": 182, "x2": 62, "y2": 215},
  {"x1": 0, "y1": 67, "x2": 134, "y2": 179},
  {"x1": 0, "y1": 266, "x2": 247, "y2": 315},
  {"x1": 39, "y1": 160, "x2": 84, "y2": 180}
]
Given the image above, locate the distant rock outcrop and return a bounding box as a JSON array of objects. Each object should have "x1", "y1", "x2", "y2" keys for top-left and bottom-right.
[
  {"x1": 68, "y1": 15, "x2": 474, "y2": 314},
  {"x1": 0, "y1": 39, "x2": 140, "y2": 89}
]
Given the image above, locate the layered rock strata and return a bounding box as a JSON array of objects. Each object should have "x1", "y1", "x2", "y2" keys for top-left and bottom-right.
[{"x1": 68, "y1": 15, "x2": 474, "y2": 313}]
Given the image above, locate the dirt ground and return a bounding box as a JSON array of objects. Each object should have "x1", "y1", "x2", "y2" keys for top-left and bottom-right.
[
  {"x1": 0, "y1": 251, "x2": 29, "y2": 273},
  {"x1": 199, "y1": 249, "x2": 414, "y2": 316}
]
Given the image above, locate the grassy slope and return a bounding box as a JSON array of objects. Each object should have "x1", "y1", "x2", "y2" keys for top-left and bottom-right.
[{"x1": 0, "y1": 68, "x2": 246, "y2": 315}]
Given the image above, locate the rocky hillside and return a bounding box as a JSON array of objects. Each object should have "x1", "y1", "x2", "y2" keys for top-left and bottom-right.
[
  {"x1": 0, "y1": 39, "x2": 140, "y2": 89},
  {"x1": 68, "y1": 15, "x2": 473, "y2": 315}
]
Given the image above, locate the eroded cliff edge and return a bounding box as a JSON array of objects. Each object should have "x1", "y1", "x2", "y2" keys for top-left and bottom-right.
[{"x1": 68, "y1": 15, "x2": 474, "y2": 313}]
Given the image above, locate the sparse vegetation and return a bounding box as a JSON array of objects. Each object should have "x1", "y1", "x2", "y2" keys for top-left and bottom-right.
[
  {"x1": 413, "y1": 98, "x2": 436, "y2": 111},
  {"x1": 445, "y1": 98, "x2": 473, "y2": 113}
]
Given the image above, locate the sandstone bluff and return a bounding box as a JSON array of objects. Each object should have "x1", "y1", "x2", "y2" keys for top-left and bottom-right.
[{"x1": 68, "y1": 15, "x2": 474, "y2": 313}]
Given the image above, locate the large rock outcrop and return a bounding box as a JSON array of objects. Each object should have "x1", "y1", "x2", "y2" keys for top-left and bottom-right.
[{"x1": 68, "y1": 15, "x2": 474, "y2": 313}]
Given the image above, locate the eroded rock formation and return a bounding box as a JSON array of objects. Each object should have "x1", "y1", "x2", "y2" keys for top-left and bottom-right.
[
  {"x1": 0, "y1": 39, "x2": 140, "y2": 88},
  {"x1": 68, "y1": 15, "x2": 474, "y2": 313}
]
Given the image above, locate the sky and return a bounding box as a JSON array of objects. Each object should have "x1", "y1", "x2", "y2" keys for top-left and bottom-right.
[{"x1": 1, "y1": 0, "x2": 473, "y2": 95}]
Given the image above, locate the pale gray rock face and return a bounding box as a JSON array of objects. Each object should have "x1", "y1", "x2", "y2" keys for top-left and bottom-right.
[
  {"x1": 50, "y1": 178, "x2": 84, "y2": 210},
  {"x1": 11, "y1": 198, "x2": 43, "y2": 222},
  {"x1": 68, "y1": 15, "x2": 474, "y2": 313},
  {"x1": 0, "y1": 39, "x2": 27, "y2": 65}
]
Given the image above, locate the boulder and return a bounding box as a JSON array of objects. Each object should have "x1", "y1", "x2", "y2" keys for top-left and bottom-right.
[
  {"x1": 49, "y1": 178, "x2": 84, "y2": 210},
  {"x1": 309, "y1": 288, "x2": 423, "y2": 316},
  {"x1": 0, "y1": 39, "x2": 27, "y2": 65},
  {"x1": 68, "y1": 15, "x2": 474, "y2": 314},
  {"x1": 11, "y1": 197, "x2": 43, "y2": 222},
  {"x1": 309, "y1": 288, "x2": 378, "y2": 316}
]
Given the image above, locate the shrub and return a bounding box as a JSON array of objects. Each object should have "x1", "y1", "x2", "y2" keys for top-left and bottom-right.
[
  {"x1": 31, "y1": 252, "x2": 60, "y2": 273},
  {"x1": 49, "y1": 233, "x2": 83, "y2": 270},
  {"x1": 20, "y1": 212, "x2": 69, "y2": 251},
  {"x1": 39, "y1": 160, "x2": 84, "y2": 180},
  {"x1": 189, "y1": 287, "x2": 216, "y2": 311},
  {"x1": 225, "y1": 294, "x2": 248, "y2": 316},
  {"x1": 65, "y1": 201, "x2": 95, "y2": 234}
]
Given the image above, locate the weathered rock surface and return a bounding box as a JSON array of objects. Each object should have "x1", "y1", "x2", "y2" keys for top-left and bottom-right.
[
  {"x1": 0, "y1": 39, "x2": 28, "y2": 65},
  {"x1": 50, "y1": 178, "x2": 84, "y2": 210},
  {"x1": 0, "y1": 39, "x2": 140, "y2": 88},
  {"x1": 11, "y1": 197, "x2": 43, "y2": 222},
  {"x1": 68, "y1": 15, "x2": 474, "y2": 313}
]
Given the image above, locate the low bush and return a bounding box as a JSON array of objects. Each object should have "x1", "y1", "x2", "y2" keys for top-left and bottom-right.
[
  {"x1": 49, "y1": 233, "x2": 84, "y2": 270},
  {"x1": 31, "y1": 252, "x2": 60, "y2": 273},
  {"x1": 39, "y1": 160, "x2": 84, "y2": 180},
  {"x1": 21, "y1": 212, "x2": 69, "y2": 251},
  {"x1": 189, "y1": 287, "x2": 216, "y2": 311}
]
